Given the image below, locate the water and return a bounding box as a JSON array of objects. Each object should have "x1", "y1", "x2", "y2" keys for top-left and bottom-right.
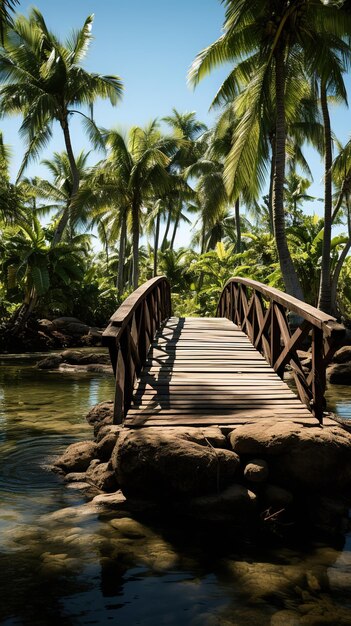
[{"x1": 1, "y1": 355, "x2": 351, "y2": 626}]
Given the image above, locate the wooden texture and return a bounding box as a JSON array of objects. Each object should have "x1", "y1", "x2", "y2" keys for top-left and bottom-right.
[
  {"x1": 125, "y1": 317, "x2": 316, "y2": 428},
  {"x1": 217, "y1": 277, "x2": 345, "y2": 423},
  {"x1": 104, "y1": 276, "x2": 345, "y2": 429},
  {"x1": 102, "y1": 276, "x2": 171, "y2": 423}
]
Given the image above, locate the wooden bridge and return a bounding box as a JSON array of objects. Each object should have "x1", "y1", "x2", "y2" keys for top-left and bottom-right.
[{"x1": 102, "y1": 276, "x2": 345, "y2": 428}]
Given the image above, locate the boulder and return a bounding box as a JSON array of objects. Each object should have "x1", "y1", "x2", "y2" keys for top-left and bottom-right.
[
  {"x1": 230, "y1": 419, "x2": 351, "y2": 492},
  {"x1": 54, "y1": 441, "x2": 97, "y2": 473},
  {"x1": 327, "y1": 362, "x2": 351, "y2": 384},
  {"x1": 152, "y1": 426, "x2": 228, "y2": 449},
  {"x1": 243, "y1": 459, "x2": 269, "y2": 483},
  {"x1": 183, "y1": 484, "x2": 257, "y2": 523},
  {"x1": 38, "y1": 319, "x2": 55, "y2": 332},
  {"x1": 332, "y1": 345, "x2": 351, "y2": 364},
  {"x1": 61, "y1": 349, "x2": 85, "y2": 364},
  {"x1": 64, "y1": 472, "x2": 87, "y2": 483},
  {"x1": 229, "y1": 420, "x2": 302, "y2": 456},
  {"x1": 52, "y1": 317, "x2": 83, "y2": 329},
  {"x1": 96, "y1": 424, "x2": 123, "y2": 443},
  {"x1": 78, "y1": 353, "x2": 110, "y2": 365},
  {"x1": 86, "y1": 460, "x2": 118, "y2": 492},
  {"x1": 85, "y1": 401, "x2": 114, "y2": 426},
  {"x1": 97, "y1": 432, "x2": 121, "y2": 461},
  {"x1": 61, "y1": 349, "x2": 110, "y2": 365},
  {"x1": 65, "y1": 322, "x2": 90, "y2": 336},
  {"x1": 37, "y1": 355, "x2": 62, "y2": 369},
  {"x1": 112, "y1": 428, "x2": 240, "y2": 498},
  {"x1": 261, "y1": 484, "x2": 293, "y2": 508}
]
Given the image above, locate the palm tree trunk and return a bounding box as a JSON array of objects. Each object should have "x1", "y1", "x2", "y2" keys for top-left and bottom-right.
[
  {"x1": 117, "y1": 211, "x2": 127, "y2": 296},
  {"x1": 273, "y1": 48, "x2": 304, "y2": 300},
  {"x1": 331, "y1": 178, "x2": 347, "y2": 223},
  {"x1": 317, "y1": 80, "x2": 333, "y2": 313},
  {"x1": 268, "y1": 135, "x2": 275, "y2": 235},
  {"x1": 330, "y1": 204, "x2": 351, "y2": 315},
  {"x1": 10, "y1": 288, "x2": 38, "y2": 335},
  {"x1": 132, "y1": 198, "x2": 139, "y2": 289},
  {"x1": 153, "y1": 208, "x2": 161, "y2": 277},
  {"x1": 170, "y1": 204, "x2": 181, "y2": 250},
  {"x1": 161, "y1": 204, "x2": 172, "y2": 250},
  {"x1": 52, "y1": 119, "x2": 80, "y2": 245},
  {"x1": 235, "y1": 197, "x2": 241, "y2": 253}
]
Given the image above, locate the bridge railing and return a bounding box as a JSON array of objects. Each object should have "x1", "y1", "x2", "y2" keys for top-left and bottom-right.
[
  {"x1": 217, "y1": 277, "x2": 345, "y2": 424},
  {"x1": 102, "y1": 276, "x2": 171, "y2": 423}
]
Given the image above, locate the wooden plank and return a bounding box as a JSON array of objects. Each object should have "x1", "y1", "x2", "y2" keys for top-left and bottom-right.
[{"x1": 112, "y1": 310, "x2": 323, "y2": 428}]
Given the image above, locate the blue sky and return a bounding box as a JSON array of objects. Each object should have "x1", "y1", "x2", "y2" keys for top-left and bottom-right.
[
  {"x1": 3, "y1": 0, "x2": 229, "y2": 175},
  {"x1": 2, "y1": 0, "x2": 351, "y2": 246}
]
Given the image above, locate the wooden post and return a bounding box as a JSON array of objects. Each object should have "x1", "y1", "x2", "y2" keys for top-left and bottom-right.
[{"x1": 311, "y1": 327, "x2": 325, "y2": 424}]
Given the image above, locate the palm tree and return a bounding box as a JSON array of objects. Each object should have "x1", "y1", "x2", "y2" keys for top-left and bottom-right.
[
  {"x1": 0, "y1": 0, "x2": 19, "y2": 44},
  {"x1": 189, "y1": 0, "x2": 351, "y2": 300},
  {"x1": 0, "y1": 9, "x2": 123, "y2": 243},
  {"x1": 31, "y1": 150, "x2": 91, "y2": 242},
  {"x1": 163, "y1": 109, "x2": 207, "y2": 247},
  {"x1": 0, "y1": 131, "x2": 29, "y2": 224},
  {"x1": 77, "y1": 121, "x2": 180, "y2": 289}
]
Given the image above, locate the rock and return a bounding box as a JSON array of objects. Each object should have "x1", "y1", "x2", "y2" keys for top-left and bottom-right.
[
  {"x1": 92, "y1": 491, "x2": 127, "y2": 508},
  {"x1": 85, "y1": 364, "x2": 113, "y2": 374},
  {"x1": 306, "y1": 495, "x2": 349, "y2": 535},
  {"x1": 332, "y1": 345, "x2": 351, "y2": 364},
  {"x1": 97, "y1": 432, "x2": 121, "y2": 461},
  {"x1": 113, "y1": 428, "x2": 240, "y2": 498},
  {"x1": 301, "y1": 356, "x2": 312, "y2": 370},
  {"x1": 38, "y1": 319, "x2": 55, "y2": 332},
  {"x1": 64, "y1": 472, "x2": 87, "y2": 483},
  {"x1": 52, "y1": 317, "x2": 83, "y2": 328},
  {"x1": 78, "y1": 353, "x2": 110, "y2": 365},
  {"x1": 54, "y1": 441, "x2": 97, "y2": 473},
  {"x1": 88, "y1": 327, "x2": 102, "y2": 338},
  {"x1": 96, "y1": 424, "x2": 123, "y2": 443},
  {"x1": 271, "y1": 611, "x2": 301, "y2": 626},
  {"x1": 86, "y1": 460, "x2": 118, "y2": 492},
  {"x1": 61, "y1": 349, "x2": 110, "y2": 365},
  {"x1": 86, "y1": 401, "x2": 114, "y2": 426},
  {"x1": 37, "y1": 355, "x2": 62, "y2": 369},
  {"x1": 61, "y1": 349, "x2": 85, "y2": 364},
  {"x1": 244, "y1": 459, "x2": 269, "y2": 483},
  {"x1": 229, "y1": 419, "x2": 351, "y2": 492},
  {"x1": 184, "y1": 484, "x2": 257, "y2": 523},
  {"x1": 261, "y1": 484, "x2": 293, "y2": 507},
  {"x1": 153, "y1": 426, "x2": 228, "y2": 449},
  {"x1": 229, "y1": 420, "x2": 302, "y2": 456},
  {"x1": 327, "y1": 362, "x2": 351, "y2": 384},
  {"x1": 297, "y1": 350, "x2": 311, "y2": 360},
  {"x1": 65, "y1": 322, "x2": 90, "y2": 336}
]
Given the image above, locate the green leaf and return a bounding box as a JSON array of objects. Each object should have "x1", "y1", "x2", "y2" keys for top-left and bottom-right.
[{"x1": 31, "y1": 264, "x2": 49, "y2": 295}]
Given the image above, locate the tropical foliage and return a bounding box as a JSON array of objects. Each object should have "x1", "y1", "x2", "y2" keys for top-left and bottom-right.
[{"x1": 1, "y1": 2, "x2": 351, "y2": 350}]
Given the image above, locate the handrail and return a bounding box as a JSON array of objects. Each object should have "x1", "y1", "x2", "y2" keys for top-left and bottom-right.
[
  {"x1": 217, "y1": 277, "x2": 345, "y2": 424},
  {"x1": 102, "y1": 276, "x2": 171, "y2": 423}
]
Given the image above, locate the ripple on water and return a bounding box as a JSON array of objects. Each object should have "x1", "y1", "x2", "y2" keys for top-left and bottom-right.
[{"x1": 0, "y1": 434, "x2": 75, "y2": 494}]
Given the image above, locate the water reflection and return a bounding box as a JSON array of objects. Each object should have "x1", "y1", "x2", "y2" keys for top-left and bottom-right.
[
  {"x1": 326, "y1": 383, "x2": 351, "y2": 421},
  {"x1": 0, "y1": 359, "x2": 351, "y2": 625}
]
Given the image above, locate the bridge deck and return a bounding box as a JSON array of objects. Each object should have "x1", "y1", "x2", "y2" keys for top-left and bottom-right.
[{"x1": 125, "y1": 316, "x2": 318, "y2": 428}]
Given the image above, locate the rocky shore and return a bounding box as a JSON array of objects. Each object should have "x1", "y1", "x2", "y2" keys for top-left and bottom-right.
[
  {"x1": 37, "y1": 348, "x2": 113, "y2": 374},
  {"x1": 53, "y1": 402, "x2": 351, "y2": 538}
]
